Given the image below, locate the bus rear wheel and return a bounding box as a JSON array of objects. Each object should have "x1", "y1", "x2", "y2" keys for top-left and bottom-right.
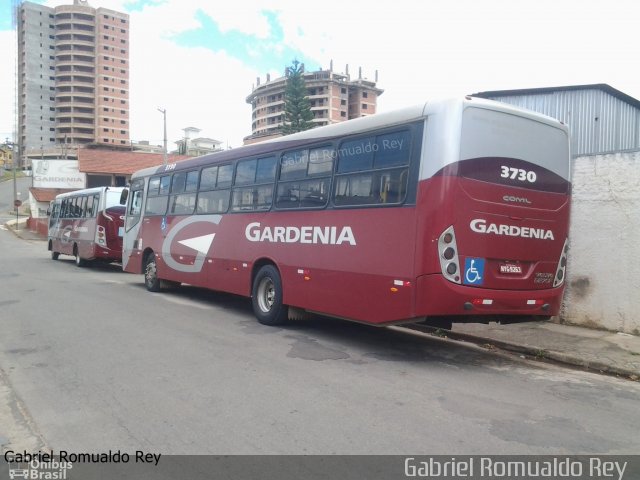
[
  {"x1": 74, "y1": 246, "x2": 86, "y2": 267},
  {"x1": 252, "y1": 265, "x2": 288, "y2": 326},
  {"x1": 50, "y1": 243, "x2": 59, "y2": 260},
  {"x1": 144, "y1": 254, "x2": 161, "y2": 292}
]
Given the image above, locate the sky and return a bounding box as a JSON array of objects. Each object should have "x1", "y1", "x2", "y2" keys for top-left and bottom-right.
[{"x1": 1, "y1": 0, "x2": 639, "y2": 149}]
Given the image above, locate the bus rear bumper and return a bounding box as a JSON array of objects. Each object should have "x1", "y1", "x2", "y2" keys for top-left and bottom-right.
[
  {"x1": 92, "y1": 245, "x2": 122, "y2": 262},
  {"x1": 415, "y1": 274, "x2": 564, "y2": 319}
]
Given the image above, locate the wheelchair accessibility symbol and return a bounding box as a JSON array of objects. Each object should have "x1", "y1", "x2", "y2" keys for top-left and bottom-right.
[{"x1": 464, "y1": 257, "x2": 485, "y2": 286}]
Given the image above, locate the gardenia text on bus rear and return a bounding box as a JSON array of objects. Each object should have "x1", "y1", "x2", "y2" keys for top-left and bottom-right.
[{"x1": 470, "y1": 219, "x2": 555, "y2": 240}]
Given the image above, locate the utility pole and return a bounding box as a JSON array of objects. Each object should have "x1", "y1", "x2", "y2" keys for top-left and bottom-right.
[
  {"x1": 158, "y1": 108, "x2": 167, "y2": 166},
  {"x1": 4, "y1": 138, "x2": 19, "y2": 227},
  {"x1": 11, "y1": 0, "x2": 19, "y2": 225}
]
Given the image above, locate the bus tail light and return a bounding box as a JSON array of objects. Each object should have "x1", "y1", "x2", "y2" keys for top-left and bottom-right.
[
  {"x1": 390, "y1": 280, "x2": 411, "y2": 293},
  {"x1": 553, "y1": 238, "x2": 569, "y2": 287},
  {"x1": 96, "y1": 225, "x2": 107, "y2": 246},
  {"x1": 472, "y1": 298, "x2": 493, "y2": 306},
  {"x1": 438, "y1": 226, "x2": 461, "y2": 284}
]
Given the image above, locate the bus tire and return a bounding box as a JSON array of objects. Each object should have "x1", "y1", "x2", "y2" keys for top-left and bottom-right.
[
  {"x1": 74, "y1": 246, "x2": 87, "y2": 267},
  {"x1": 252, "y1": 265, "x2": 288, "y2": 326},
  {"x1": 144, "y1": 254, "x2": 161, "y2": 292},
  {"x1": 51, "y1": 249, "x2": 59, "y2": 261}
]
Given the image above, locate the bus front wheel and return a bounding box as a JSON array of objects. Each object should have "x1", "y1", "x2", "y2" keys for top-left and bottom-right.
[
  {"x1": 144, "y1": 254, "x2": 161, "y2": 292},
  {"x1": 252, "y1": 265, "x2": 288, "y2": 326}
]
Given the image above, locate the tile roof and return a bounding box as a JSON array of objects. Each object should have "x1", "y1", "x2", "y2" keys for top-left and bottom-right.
[
  {"x1": 30, "y1": 187, "x2": 76, "y2": 202},
  {"x1": 78, "y1": 149, "x2": 190, "y2": 175}
]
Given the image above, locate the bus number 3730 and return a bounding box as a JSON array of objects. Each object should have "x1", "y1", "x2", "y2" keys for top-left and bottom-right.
[{"x1": 500, "y1": 166, "x2": 537, "y2": 183}]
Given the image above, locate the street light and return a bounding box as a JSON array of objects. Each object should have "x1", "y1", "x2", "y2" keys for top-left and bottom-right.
[
  {"x1": 4, "y1": 138, "x2": 19, "y2": 226},
  {"x1": 157, "y1": 107, "x2": 167, "y2": 166}
]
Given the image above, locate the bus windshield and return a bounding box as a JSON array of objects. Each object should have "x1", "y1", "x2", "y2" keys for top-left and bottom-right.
[{"x1": 106, "y1": 189, "x2": 128, "y2": 209}]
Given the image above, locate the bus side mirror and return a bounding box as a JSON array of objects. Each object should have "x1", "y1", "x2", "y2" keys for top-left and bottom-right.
[
  {"x1": 119, "y1": 189, "x2": 129, "y2": 206},
  {"x1": 46, "y1": 208, "x2": 51, "y2": 216}
]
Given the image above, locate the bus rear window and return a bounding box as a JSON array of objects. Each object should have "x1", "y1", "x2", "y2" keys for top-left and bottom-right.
[{"x1": 460, "y1": 107, "x2": 569, "y2": 193}]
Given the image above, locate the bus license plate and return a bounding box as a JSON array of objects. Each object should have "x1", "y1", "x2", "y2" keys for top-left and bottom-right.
[
  {"x1": 499, "y1": 263, "x2": 522, "y2": 274},
  {"x1": 118, "y1": 227, "x2": 124, "y2": 237}
]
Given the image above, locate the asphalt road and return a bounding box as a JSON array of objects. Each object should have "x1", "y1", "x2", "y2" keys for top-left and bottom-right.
[{"x1": 0, "y1": 226, "x2": 639, "y2": 455}]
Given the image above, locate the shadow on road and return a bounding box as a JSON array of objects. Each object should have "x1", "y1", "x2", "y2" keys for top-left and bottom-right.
[{"x1": 121, "y1": 282, "x2": 537, "y2": 370}]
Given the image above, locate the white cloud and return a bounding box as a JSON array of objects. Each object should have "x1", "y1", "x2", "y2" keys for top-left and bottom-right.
[
  {"x1": 3, "y1": 0, "x2": 640, "y2": 150},
  {"x1": 129, "y1": 34, "x2": 257, "y2": 148},
  {"x1": 125, "y1": 1, "x2": 261, "y2": 148},
  {"x1": 0, "y1": 30, "x2": 17, "y2": 142},
  {"x1": 268, "y1": 0, "x2": 640, "y2": 110},
  {"x1": 198, "y1": 1, "x2": 272, "y2": 39}
]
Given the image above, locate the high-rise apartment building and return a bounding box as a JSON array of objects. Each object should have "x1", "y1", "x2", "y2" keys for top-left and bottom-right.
[
  {"x1": 17, "y1": 0, "x2": 130, "y2": 159},
  {"x1": 244, "y1": 65, "x2": 383, "y2": 145}
]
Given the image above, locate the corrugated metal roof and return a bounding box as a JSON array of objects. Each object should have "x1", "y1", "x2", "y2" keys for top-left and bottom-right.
[{"x1": 472, "y1": 84, "x2": 640, "y2": 156}]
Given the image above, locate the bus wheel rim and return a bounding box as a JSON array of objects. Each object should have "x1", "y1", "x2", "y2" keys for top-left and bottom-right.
[
  {"x1": 145, "y1": 261, "x2": 156, "y2": 285},
  {"x1": 257, "y1": 277, "x2": 275, "y2": 313}
]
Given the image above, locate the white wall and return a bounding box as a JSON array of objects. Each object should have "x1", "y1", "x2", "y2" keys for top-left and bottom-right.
[{"x1": 560, "y1": 150, "x2": 640, "y2": 334}]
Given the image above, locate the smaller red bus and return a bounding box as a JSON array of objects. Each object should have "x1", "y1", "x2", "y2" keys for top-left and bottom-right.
[{"x1": 48, "y1": 186, "x2": 128, "y2": 266}]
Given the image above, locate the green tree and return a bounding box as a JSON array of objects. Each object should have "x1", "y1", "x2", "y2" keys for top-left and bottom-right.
[{"x1": 281, "y1": 60, "x2": 314, "y2": 135}]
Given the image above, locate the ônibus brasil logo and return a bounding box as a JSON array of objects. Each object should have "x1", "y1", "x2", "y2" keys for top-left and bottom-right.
[
  {"x1": 470, "y1": 218, "x2": 554, "y2": 240},
  {"x1": 245, "y1": 222, "x2": 356, "y2": 245}
]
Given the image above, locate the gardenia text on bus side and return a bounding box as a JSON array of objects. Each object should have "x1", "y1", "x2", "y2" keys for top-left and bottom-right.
[
  {"x1": 470, "y1": 218, "x2": 555, "y2": 240},
  {"x1": 245, "y1": 222, "x2": 357, "y2": 245}
]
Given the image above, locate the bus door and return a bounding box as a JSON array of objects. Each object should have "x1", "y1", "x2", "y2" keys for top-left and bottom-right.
[{"x1": 123, "y1": 180, "x2": 145, "y2": 271}]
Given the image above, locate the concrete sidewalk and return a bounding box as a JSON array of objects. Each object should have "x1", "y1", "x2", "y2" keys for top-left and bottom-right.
[
  {"x1": 410, "y1": 320, "x2": 640, "y2": 380},
  {"x1": 4, "y1": 218, "x2": 45, "y2": 241},
  {"x1": 4, "y1": 218, "x2": 640, "y2": 380}
]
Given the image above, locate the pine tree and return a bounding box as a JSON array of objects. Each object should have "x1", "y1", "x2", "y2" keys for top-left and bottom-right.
[{"x1": 281, "y1": 60, "x2": 314, "y2": 135}]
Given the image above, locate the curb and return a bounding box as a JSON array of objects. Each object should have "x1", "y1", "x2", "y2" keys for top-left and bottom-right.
[
  {"x1": 404, "y1": 324, "x2": 640, "y2": 381},
  {"x1": 3, "y1": 221, "x2": 46, "y2": 242}
]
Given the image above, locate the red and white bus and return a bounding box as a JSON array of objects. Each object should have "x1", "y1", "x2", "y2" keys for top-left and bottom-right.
[
  {"x1": 123, "y1": 97, "x2": 570, "y2": 328},
  {"x1": 48, "y1": 186, "x2": 128, "y2": 266}
]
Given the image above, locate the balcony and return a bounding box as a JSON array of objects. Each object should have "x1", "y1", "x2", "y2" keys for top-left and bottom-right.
[
  {"x1": 56, "y1": 38, "x2": 95, "y2": 49},
  {"x1": 56, "y1": 129, "x2": 95, "y2": 141}
]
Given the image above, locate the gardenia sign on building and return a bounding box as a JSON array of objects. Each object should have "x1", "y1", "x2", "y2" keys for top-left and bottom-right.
[{"x1": 32, "y1": 159, "x2": 86, "y2": 189}]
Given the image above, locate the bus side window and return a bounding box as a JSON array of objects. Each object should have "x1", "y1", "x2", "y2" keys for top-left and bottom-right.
[
  {"x1": 49, "y1": 201, "x2": 60, "y2": 228},
  {"x1": 169, "y1": 192, "x2": 196, "y2": 215},
  {"x1": 129, "y1": 190, "x2": 142, "y2": 216},
  {"x1": 145, "y1": 196, "x2": 168, "y2": 216},
  {"x1": 86, "y1": 195, "x2": 94, "y2": 218},
  {"x1": 70, "y1": 197, "x2": 79, "y2": 218},
  {"x1": 276, "y1": 148, "x2": 332, "y2": 210},
  {"x1": 333, "y1": 129, "x2": 411, "y2": 207},
  {"x1": 197, "y1": 165, "x2": 231, "y2": 214},
  {"x1": 126, "y1": 189, "x2": 144, "y2": 231},
  {"x1": 197, "y1": 190, "x2": 229, "y2": 214},
  {"x1": 92, "y1": 194, "x2": 100, "y2": 216},
  {"x1": 79, "y1": 196, "x2": 87, "y2": 218},
  {"x1": 159, "y1": 176, "x2": 171, "y2": 195},
  {"x1": 145, "y1": 175, "x2": 169, "y2": 216}
]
